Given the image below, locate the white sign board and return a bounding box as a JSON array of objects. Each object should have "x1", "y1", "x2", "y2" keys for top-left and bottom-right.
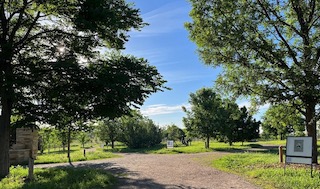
[
  {"x1": 286, "y1": 136, "x2": 312, "y2": 165},
  {"x1": 167, "y1": 140, "x2": 174, "y2": 148}
]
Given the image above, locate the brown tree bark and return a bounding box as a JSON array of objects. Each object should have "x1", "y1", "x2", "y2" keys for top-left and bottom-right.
[
  {"x1": 0, "y1": 98, "x2": 13, "y2": 179},
  {"x1": 67, "y1": 127, "x2": 72, "y2": 165},
  {"x1": 305, "y1": 101, "x2": 318, "y2": 164},
  {"x1": 205, "y1": 136, "x2": 210, "y2": 149}
]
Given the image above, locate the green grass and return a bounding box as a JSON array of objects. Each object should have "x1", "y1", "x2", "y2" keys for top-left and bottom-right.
[
  {"x1": 257, "y1": 140, "x2": 286, "y2": 146},
  {"x1": 0, "y1": 166, "x2": 116, "y2": 189},
  {"x1": 35, "y1": 148, "x2": 120, "y2": 164},
  {"x1": 212, "y1": 153, "x2": 320, "y2": 189},
  {"x1": 105, "y1": 141, "x2": 257, "y2": 154}
]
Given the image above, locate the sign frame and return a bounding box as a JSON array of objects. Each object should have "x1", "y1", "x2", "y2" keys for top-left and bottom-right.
[
  {"x1": 285, "y1": 136, "x2": 312, "y2": 165},
  {"x1": 285, "y1": 136, "x2": 314, "y2": 177},
  {"x1": 167, "y1": 140, "x2": 174, "y2": 148}
]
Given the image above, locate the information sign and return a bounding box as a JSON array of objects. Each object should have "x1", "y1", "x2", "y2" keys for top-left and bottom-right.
[
  {"x1": 167, "y1": 140, "x2": 174, "y2": 148},
  {"x1": 286, "y1": 136, "x2": 312, "y2": 165}
]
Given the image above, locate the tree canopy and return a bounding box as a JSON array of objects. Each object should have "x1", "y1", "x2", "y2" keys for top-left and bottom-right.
[
  {"x1": 186, "y1": 0, "x2": 320, "y2": 163},
  {"x1": 0, "y1": 0, "x2": 167, "y2": 178},
  {"x1": 183, "y1": 88, "x2": 260, "y2": 147},
  {"x1": 117, "y1": 112, "x2": 162, "y2": 149},
  {"x1": 183, "y1": 88, "x2": 225, "y2": 148},
  {"x1": 262, "y1": 104, "x2": 305, "y2": 139}
]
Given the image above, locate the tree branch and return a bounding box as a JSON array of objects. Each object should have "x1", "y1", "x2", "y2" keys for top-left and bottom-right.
[
  {"x1": 0, "y1": 1, "x2": 8, "y2": 42},
  {"x1": 307, "y1": 0, "x2": 316, "y2": 24},
  {"x1": 9, "y1": 0, "x2": 32, "y2": 44},
  {"x1": 257, "y1": 0, "x2": 301, "y2": 68},
  {"x1": 13, "y1": 11, "x2": 42, "y2": 51}
]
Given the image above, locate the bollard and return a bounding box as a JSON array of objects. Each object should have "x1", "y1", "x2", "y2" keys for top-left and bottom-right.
[
  {"x1": 28, "y1": 149, "x2": 34, "y2": 180},
  {"x1": 279, "y1": 145, "x2": 283, "y2": 163}
]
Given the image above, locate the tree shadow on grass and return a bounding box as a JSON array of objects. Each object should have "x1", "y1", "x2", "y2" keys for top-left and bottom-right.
[
  {"x1": 214, "y1": 144, "x2": 280, "y2": 154},
  {"x1": 72, "y1": 162, "x2": 208, "y2": 189},
  {"x1": 21, "y1": 166, "x2": 117, "y2": 189}
]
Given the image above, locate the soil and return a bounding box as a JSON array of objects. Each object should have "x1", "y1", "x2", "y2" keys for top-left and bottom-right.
[{"x1": 36, "y1": 152, "x2": 260, "y2": 189}]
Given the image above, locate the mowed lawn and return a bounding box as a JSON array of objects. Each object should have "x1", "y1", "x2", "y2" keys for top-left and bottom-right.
[{"x1": 2, "y1": 139, "x2": 320, "y2": 189}]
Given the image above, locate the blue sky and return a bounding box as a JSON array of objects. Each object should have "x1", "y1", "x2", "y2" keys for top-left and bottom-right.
[{"x1": 124, "y1": 0, "x2": 267, "y2": 128}]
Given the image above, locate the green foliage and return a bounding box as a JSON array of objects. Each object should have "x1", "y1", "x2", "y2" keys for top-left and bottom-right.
[
  {"x1": 95, "y1": 119, "x2": 120, "y2": 149},
  {"x1": 0, "y1": 166, "x2": 116, "y2": 189},
  {"x1": 163, "y1": 124, "x2": 185, "y2": 142},
  {"x1": 186, "y1": 0, "x2": 320, "y2": 162},
  {"x1": 0, "y1": 0, "x2": 167, "y2": 178},
  {"x1": 262, "y1": 104, "x2": 305, "y2": 140},
  {"x1": 213, "y1": 153, "x2": 320, "y2": 189},
  {"x1": 217, "y1": 100, "x2": 241, "y2": 145},
  {"x1": 39, "y1": 128, "x2": 60, "y2": 153},
  {"x1": 183, "y1": 88, "x2": 260, "y2": 147},
  {"x1": 77, "y1": 131, "x2": 91, "y2": 148},
  {"x1": 183, "y1": 88, "x2": 224, "y2": 148},
  {"x1": 118, "y1": 112, "x2": 162, "y2": 149},
  {"x1": 235, "y1": 106, "x2": 260, "y2": 143}
]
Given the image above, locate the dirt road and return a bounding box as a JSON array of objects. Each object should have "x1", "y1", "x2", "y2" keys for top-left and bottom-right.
[{"x1": 36, "y1": 152, "x2": 260, "y2": 189}]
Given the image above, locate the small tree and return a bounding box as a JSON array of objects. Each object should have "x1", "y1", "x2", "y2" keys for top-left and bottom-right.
[
  {"x1": 218, "y1": 100, "x2": 240, "y2": 146},
  {"x1": 96, "y1": 119, "x2": 120, "y2": 149},
  {"x1": 77, "y1": 131, "x2": 91, "y2": 149},
  {"x1": 39, "y1": 128, "x2": 59, "y2": 153},
  {"x1": 183, "y1": 88, "x2": 224, "y2": 148}
]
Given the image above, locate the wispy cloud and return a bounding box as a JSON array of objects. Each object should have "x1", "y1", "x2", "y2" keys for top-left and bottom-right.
[
  {"x1": 141, "y1": 103, "x2": 190, "y2": 116},
  {"x1": 167, "y1": 74, "x2": 214, "y2": 84},
  {"x1": 130, "y1": 1, "x2": 190, "y2": 37}
]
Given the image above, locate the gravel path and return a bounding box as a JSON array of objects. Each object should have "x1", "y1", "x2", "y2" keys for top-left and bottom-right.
[{"x1": 36, "y1": 152, "x2": 260, "y2": 189}]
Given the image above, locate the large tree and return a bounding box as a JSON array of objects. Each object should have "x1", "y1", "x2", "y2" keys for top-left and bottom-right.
[
  {"x1": 186, "y1": 0, "x2": 320, "y2": 163},
  {"x1": 0, "y1": 0, "x2": 167, "y2": 178}
]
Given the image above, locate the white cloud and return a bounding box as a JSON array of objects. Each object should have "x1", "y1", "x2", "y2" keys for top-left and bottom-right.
[
  {"x1": 141, "y1": 103, "x2": 190, "y2": 116},
  {"x1": 237, "y1": 100, "x2": 270, "y2": 110}
]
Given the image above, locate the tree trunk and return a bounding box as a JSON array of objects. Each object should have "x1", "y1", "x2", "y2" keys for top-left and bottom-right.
[
  {"x1": 28, "y1": 150, "x2": 34, "y2": 181},
  {"x1": 67, "y1": 127, "x2": 72, "y2": 165},
  {"x1": 305, "y1": 101, "x2": 318, "y2": 164},
  {"x1": 205, "y1": 136, "x2": 210, "y2": 149},
  {"x1": 0, "y1": 97, "x2": 13, "y2": 179},
  {"x1": 111, "y1": 140, "x2": 114, "y2": 149}
]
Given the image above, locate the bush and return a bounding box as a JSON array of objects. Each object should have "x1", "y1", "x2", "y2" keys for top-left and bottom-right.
[{"x1": 118, "y1": 114, "x2": 162, "y2": 148}]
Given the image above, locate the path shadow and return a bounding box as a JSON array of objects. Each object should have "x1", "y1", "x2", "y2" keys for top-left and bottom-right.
[
  {"x1": 75, "y1": 162, "x2": 209, "y2": 189},
  {"x1": 214, "y1": 144, "x2": 279, "y2": 154},
  {"x1": 75, "y1": 162, "x2": 166, "y2": 189}
]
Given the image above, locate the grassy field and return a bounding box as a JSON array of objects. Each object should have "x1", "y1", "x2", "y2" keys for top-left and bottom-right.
[
  {"x1": 212, "y1": 152, "x2": 320, "y2": 189},
  {"x1": 0, "y1": 166, "x2": 116, "y2": 189},
  {"x1": 6, "y1": 139, "x2": 318, "y2": 189},
  {"x1": 105, "y1": 140, "x2": 263, "y2": 154},
  {"x1": 35, "y1": 142, "x2": 120, "y2": 164},
  {"x1": 35, "y1": 148, "x2": 119, "y2": 164}
]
